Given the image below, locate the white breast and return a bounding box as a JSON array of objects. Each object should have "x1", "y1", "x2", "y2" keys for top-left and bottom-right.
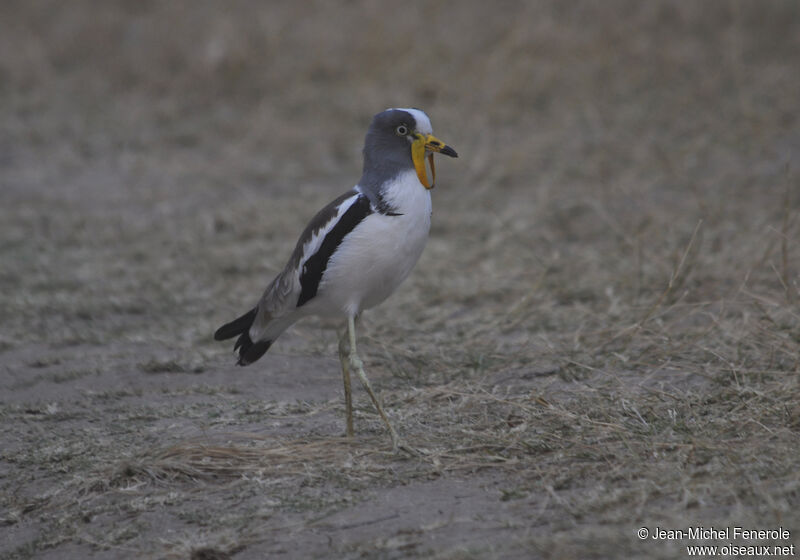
[{"x1": 319, "y1": 170, "x2": 432, "y2": 317}]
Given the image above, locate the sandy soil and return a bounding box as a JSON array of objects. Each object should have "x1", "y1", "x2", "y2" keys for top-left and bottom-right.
[{"x1": 2, "y1": 2, "x2": 799, "y2": 558}]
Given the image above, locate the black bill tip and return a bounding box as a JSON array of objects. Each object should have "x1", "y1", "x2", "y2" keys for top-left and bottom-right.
[{"x1": 440, "y1": 145, "x2": 458, "y2": 158}]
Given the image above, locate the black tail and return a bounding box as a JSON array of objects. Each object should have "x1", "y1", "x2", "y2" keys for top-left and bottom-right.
[
  {"x1": 214, "y1": 308, "x2": 257, "y2": 341},
  {"x1": 214, "y1": 307, "x2": 272, "y2": 366}
]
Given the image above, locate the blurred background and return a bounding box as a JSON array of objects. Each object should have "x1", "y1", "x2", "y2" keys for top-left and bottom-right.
[
  {"x1": 2, "y1": 1, "x2": 798, "y2": 346},
  {"x1": 2, "y1": 0, "x2": 798, "y2": 360},
  {"x1": 1, "y1": 2, "x2": 799, "y2": 557}
]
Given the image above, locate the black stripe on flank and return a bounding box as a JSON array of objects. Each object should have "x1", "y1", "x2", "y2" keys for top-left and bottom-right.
[{"x1": 297, "y1": 195, "x2": 373, "y2": 307}]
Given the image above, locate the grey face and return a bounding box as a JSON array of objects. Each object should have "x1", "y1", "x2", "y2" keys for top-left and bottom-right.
[
  {"x1": 362, "y1": 109, "x2": 418, "y2": 171},
  {"x1": 359, "y1": 108, "x2": 456, "y2": 194}
]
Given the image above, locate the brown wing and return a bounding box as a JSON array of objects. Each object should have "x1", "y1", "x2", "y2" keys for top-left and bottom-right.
[{"x1": 251, "y1": 189, "x2": 361, "y2": 331}]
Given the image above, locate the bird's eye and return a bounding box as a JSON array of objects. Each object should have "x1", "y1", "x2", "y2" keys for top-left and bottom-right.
[{"x1": 395, "y1": 125, "x2": 409, "y2": 136}]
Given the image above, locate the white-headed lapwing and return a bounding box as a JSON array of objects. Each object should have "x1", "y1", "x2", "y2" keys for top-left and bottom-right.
[{"x1": 214, "y1": 108, "x2": 457, "y2": 451}]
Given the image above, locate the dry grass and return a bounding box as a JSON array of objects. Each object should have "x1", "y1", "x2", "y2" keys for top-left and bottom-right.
[{"x1": 2, "y1": 1, "x2": 800, "y2": 558}]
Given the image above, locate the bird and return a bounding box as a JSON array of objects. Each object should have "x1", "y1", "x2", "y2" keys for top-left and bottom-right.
[{"x1": 214, "y1": 108, "x2": 457, "y2": 451}]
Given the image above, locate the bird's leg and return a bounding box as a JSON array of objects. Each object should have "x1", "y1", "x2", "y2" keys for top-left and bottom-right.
[
  {"x1": 337, "y1": 324, "x2": 354, "y2": 438},
  {"x1": 347, "y1": 315, "x2": 413, "y2": 454}
]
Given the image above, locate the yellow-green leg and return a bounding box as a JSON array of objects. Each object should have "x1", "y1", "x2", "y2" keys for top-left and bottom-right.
[
  {"x1": 337, "y1": 326, "x2": 354, "y2": 438},
  {"x1": 346, "y1": 315, "x2": 411, "y2": 453}
]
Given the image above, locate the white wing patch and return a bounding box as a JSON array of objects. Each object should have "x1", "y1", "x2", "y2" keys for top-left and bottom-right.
[
  {"x1": 258, "y1": 192, "x2": 360, "y2": 319},
  {"x1": 298, "y1": 192, "x2": 360, "y2": 267}
]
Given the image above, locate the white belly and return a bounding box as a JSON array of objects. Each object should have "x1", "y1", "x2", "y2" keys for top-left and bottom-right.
[{"x1": 317, "y1": 171, "x2": 432, "y2": 316}]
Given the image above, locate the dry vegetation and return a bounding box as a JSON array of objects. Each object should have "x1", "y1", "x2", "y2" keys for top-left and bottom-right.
[{"x1": 1, "y1": 1, "x2": 799, "y2": 558}]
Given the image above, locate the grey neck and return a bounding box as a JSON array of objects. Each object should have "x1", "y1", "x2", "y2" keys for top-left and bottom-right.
[{"x1": 358, "y1": 139, "x2": 414, "y2": 213}]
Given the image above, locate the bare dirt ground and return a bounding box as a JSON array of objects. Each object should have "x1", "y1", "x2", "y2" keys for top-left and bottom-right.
[{"x1": 1, "y1": 2, "x2": 799, "y2": 558}]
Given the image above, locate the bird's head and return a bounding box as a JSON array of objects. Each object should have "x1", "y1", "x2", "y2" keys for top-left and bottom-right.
[{"x1": 363, "y1": 108, "x2": 457, "y2": 189}]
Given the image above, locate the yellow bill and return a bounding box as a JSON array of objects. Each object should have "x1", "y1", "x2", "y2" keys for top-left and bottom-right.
[{"x1": 411, "y1": 133, "x2": 458, "y2": 189}]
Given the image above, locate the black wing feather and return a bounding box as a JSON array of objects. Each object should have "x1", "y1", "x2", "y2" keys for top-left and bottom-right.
[
  {"x1": 297, "y1": 195, "x2": 373, "y2": 307},
  {"x1": 214, "y1": 307, "x2": 257, "y2": 341}
]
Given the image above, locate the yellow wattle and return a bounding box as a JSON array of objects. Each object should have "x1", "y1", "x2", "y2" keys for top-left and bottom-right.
[{"x1": 412, "y1": 137, "x2": 433, "y2": 189}]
